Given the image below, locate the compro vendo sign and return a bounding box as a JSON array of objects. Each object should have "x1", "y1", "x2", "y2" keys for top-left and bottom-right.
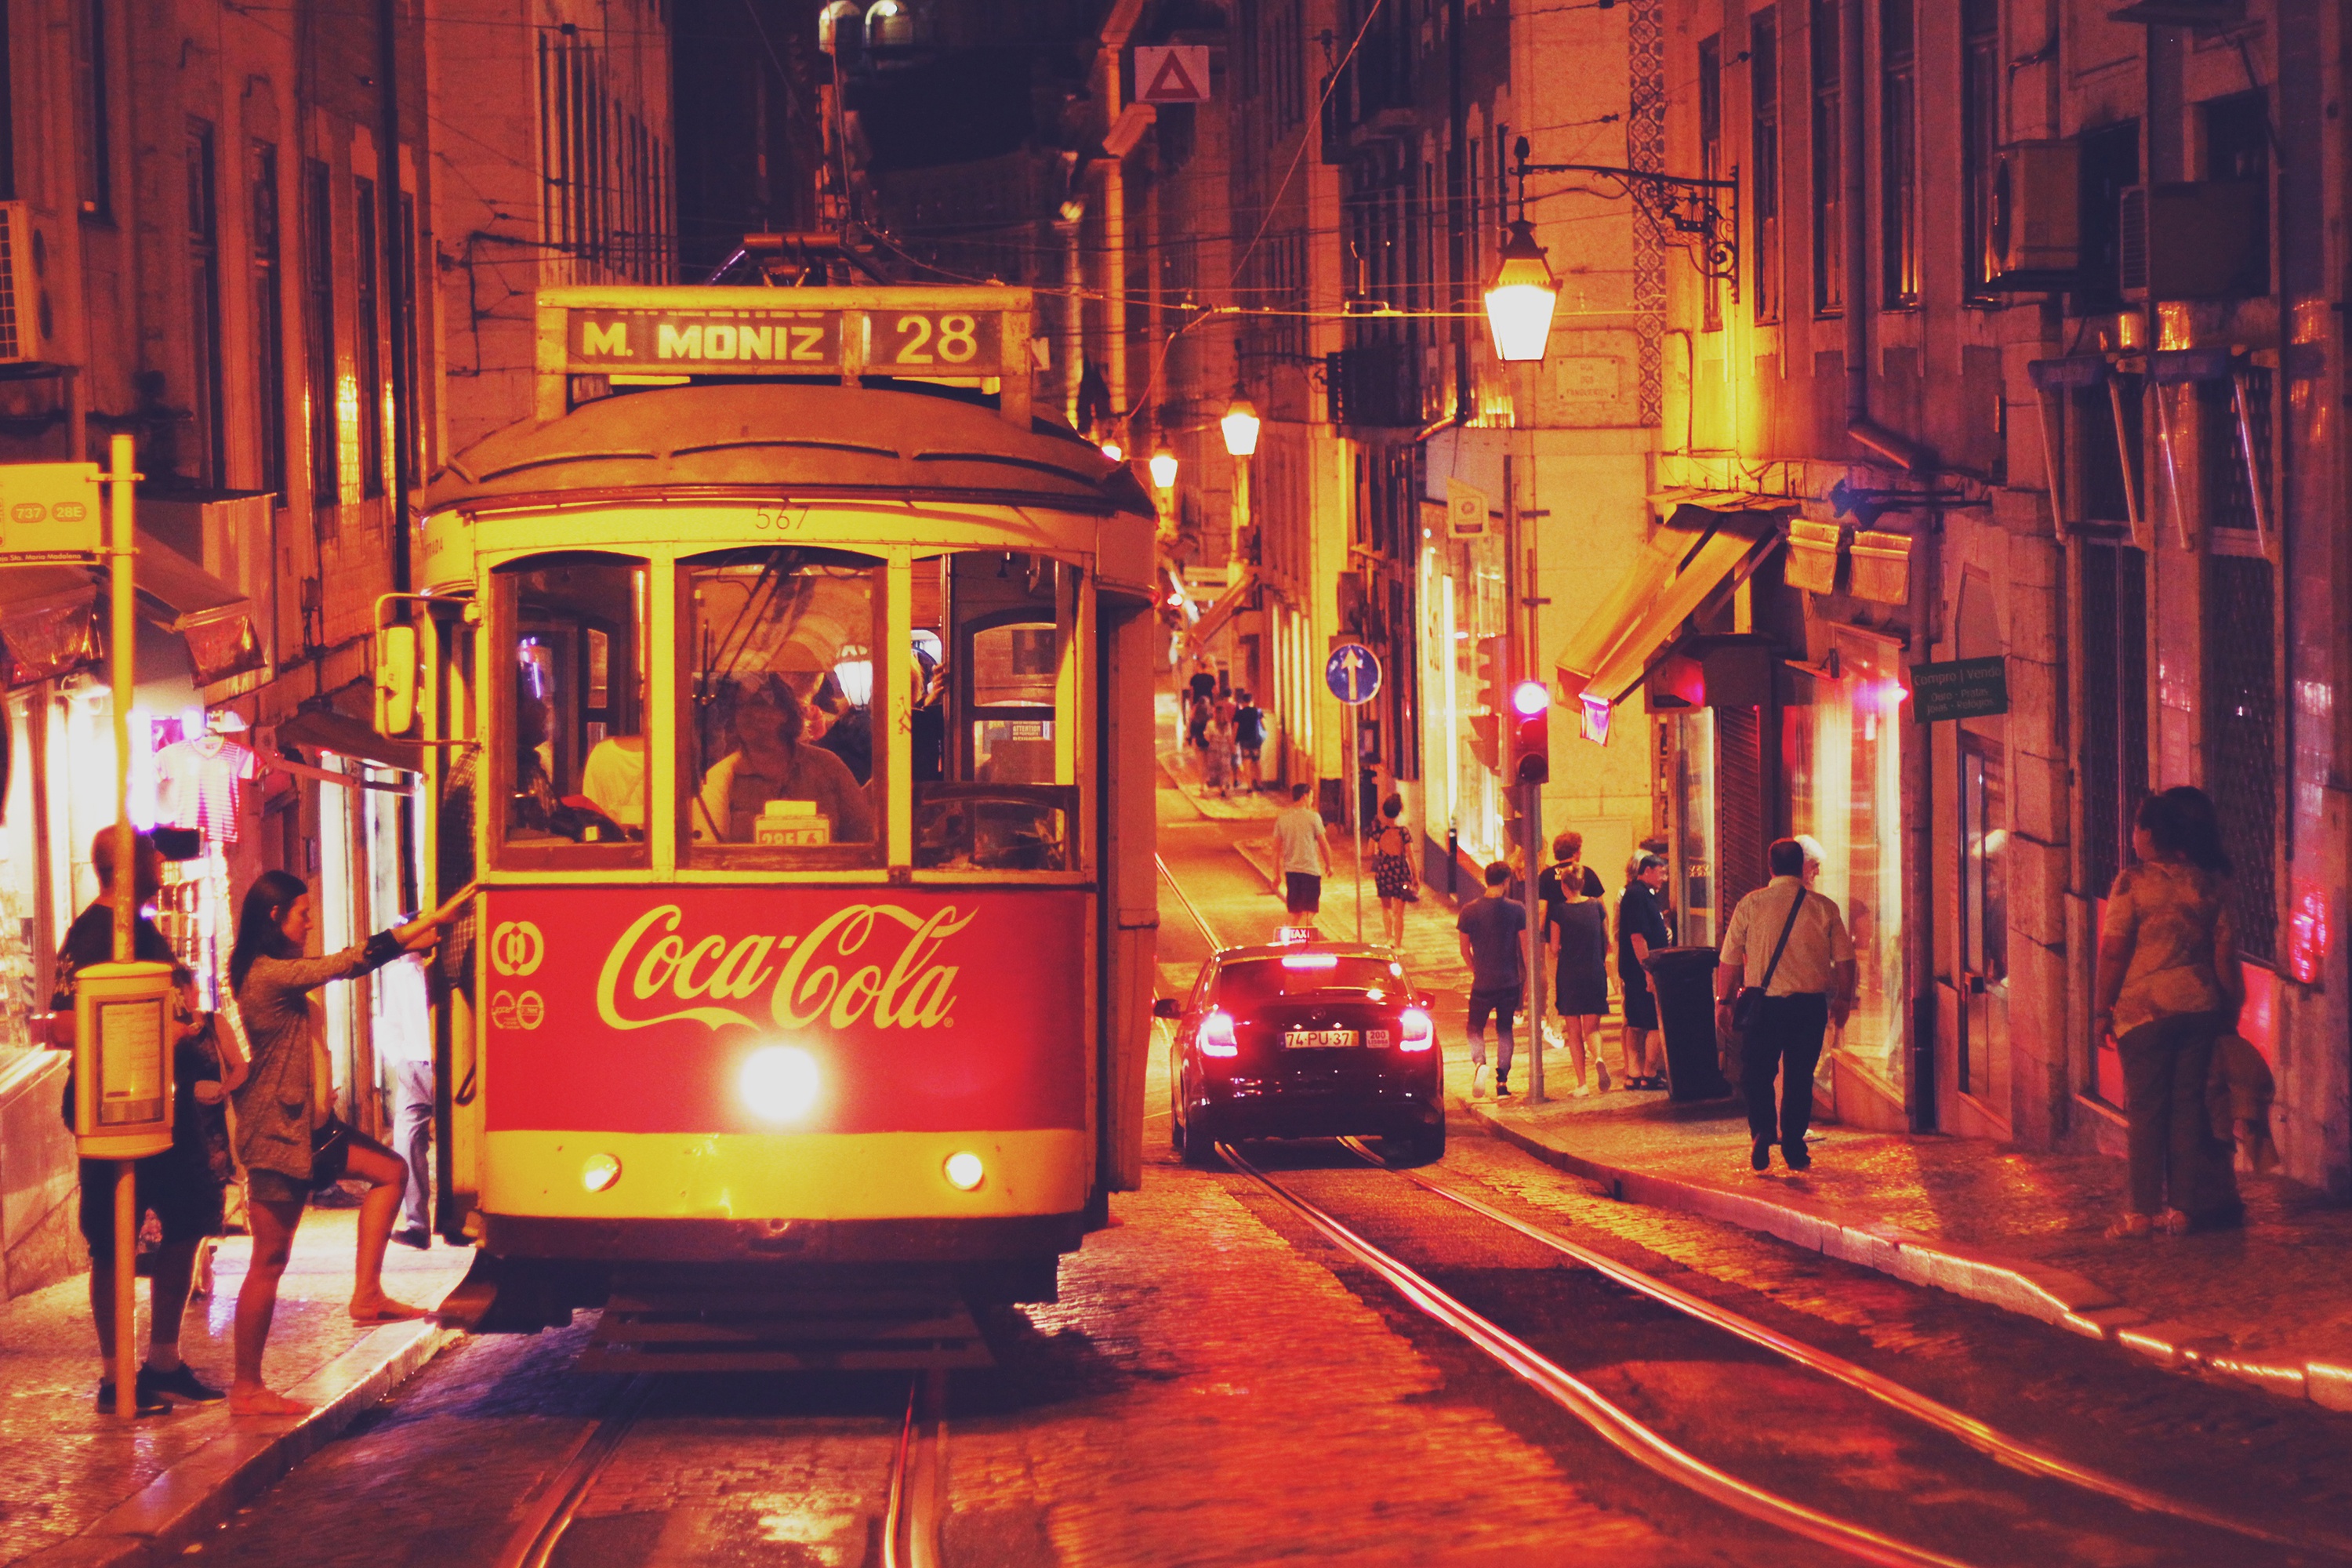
[{"x1": 480, "y1": 887, "x2": 1087, "y2": 1136}]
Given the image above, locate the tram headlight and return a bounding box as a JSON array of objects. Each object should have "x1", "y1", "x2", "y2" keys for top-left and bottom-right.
[
  {"x1": 943, "y1": 1151, "x2": 986, "y2": 1192},
  {"x1": 581, "y1": 1152, "x2": 623, "y2": 1192},
  {"x1": 740, "y1": 1045, "x2": 822, "y2": 1122}
]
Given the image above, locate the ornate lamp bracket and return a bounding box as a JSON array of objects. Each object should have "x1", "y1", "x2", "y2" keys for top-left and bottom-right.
[{"x1": 1512, "y1": 137, "x2": 1741, "y2": 300}]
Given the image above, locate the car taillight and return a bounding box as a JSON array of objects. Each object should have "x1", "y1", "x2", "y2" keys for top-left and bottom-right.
[
  {"x1": 1200, "y1": 1010, "x2": 1239, "y2": 1057},
  {"x1": 1399, "y1": 1007, "x2": 1434, "y2": 1051}
]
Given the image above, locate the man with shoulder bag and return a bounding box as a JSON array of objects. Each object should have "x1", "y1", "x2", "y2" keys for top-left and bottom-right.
[{"x1": 1714, "y1": 838, "x2": 1854, "y2": 1174}]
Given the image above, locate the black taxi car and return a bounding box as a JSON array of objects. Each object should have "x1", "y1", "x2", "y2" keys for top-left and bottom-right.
[{"x1": 1154, "y1": 938, "x2": 1446, "y2": 1165}]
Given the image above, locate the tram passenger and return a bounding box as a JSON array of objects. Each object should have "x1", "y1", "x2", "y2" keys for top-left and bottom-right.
[
  {"x1": 580, "y1": 734, "x2": 648, "y2": 829},
  {"x1": 695, "y1": 680, "x2": 875, "y2": 844}
]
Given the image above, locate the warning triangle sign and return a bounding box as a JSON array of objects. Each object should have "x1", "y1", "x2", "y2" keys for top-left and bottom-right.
[{"x1": 1137, "y1": 45, "x2": 1209, "y2": 103}]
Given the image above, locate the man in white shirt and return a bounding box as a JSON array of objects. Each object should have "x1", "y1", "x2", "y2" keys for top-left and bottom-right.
[
  {"x1": 1270, "y1": 782, "x2": 1333, "y2": 931},
  {"x1": 1714, "y1": 837, "x2": 1854, "y2": 1173}
]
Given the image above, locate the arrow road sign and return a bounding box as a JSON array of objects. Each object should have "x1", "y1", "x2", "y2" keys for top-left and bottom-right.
[
  {"x1": 1325, "y1": 643, "x2": 1383, "y2": 706},
  {"x1": 1135, "y1": 45, "x2": 1210, "y2": 103}
]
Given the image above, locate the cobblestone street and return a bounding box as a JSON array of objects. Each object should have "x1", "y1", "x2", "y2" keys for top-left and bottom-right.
[{"x1": 114, "y1": 779, "x2": 2350, "y2": 1568}]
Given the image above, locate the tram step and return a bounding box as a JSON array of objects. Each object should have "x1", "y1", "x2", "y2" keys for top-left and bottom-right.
[{"x1": 582, "y1": 1290, "x2": 994, "y2": 1371}]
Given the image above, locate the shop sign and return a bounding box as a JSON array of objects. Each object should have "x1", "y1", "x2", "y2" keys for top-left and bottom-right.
[
  {"x1": 1445, "y1": 477, "x2": 1489, "y2": 538},
  {"x1": 1908, "y1": 656, "x2": 2007, "y2": 722},
  {"x1": 0, "y1": 463, "x2": 103, "y2": 557},
  {"x1": 481, "y1": 887, "x2": 1087, "y2": 1135}
]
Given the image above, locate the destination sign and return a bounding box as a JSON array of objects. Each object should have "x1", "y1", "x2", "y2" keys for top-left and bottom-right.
[
  {"x1": 564, "y1": 306, "x2": 1007, "y2": 379},
  {"x1": 567, "y1": 307, "x2": 844, "y2": 371}
]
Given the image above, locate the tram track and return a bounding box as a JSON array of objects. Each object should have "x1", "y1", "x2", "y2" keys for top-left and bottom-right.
[
  {"x1": 487, "y1": 1369, "x2": 948, "y2": 1568},
  {"x1": 1159, "y1": 849, "x2": 2352, "y2": 1566}
]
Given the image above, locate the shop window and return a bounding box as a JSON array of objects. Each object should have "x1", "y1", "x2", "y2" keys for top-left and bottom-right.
[
  {"x1": 912, "y1": 550, "x2": 1076, "y2": 873},
  {"x1": 2207, "y1": 554, "x2": 2277, "y2": 960},
  {"x1": 1958, "y1": 738, "x2": 2009, "y2": 1112},
  {"x1": 1672, "y1": 709, "x2": 1718, "y2": 946},
  {"x1": 1784, "y1": 628, "x2": 1907, "y2": 1091},
  {"x1": 685, "y1": 549, "x2": 881, "y2": 869},
  {"x1": 492, "y1": 553, "x2": 650, "y2": 869}
]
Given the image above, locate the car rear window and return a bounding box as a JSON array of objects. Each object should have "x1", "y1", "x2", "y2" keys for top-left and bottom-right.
[{"x1": 1214, "y1": 955, "x2": 1406, "y2": 1006}]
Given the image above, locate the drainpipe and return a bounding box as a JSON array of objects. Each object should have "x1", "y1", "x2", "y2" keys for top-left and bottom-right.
[{"x1": 1841, "y1": 0, "x2": 1926, "y2": 474}]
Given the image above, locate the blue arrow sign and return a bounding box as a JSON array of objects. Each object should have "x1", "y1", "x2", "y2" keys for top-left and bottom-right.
[{"x1": 1324, "y1": 643, "x2": 1383, "y2": 705}]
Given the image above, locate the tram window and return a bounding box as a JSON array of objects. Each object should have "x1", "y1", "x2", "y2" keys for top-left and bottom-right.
[
  {"x1": 491, "y1": 554, "x2": 650, "y2": 869},
  {"x1": 911, "y1": 550, "x2": 1077, "y2": 872},
  {"x1": 684, "y1": 548, "x2": 884, "y2": 868}
]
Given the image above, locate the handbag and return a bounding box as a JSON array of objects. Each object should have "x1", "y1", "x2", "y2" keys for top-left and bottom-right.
[{"x1": 1731, "y1": 888, "x2": 1807, "y2": 1033}]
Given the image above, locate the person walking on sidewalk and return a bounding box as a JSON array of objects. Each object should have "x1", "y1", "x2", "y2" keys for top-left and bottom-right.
[
  {"x1": 379, "y1": 956, "x2": 436, "y2": 1250},
  {"x1": 227, "y1": 872, "x2": 459, "y2": 1416},
  {"x1": 1368, "y1": 793, "x2": 1417, "y2": 947},
  {"x1": 1715, "y1": 838, "x2": 1853, "y2": 1172},
  {"x1": 2093, "y1": 787, "x2": 2246, "y2": 1239},
  {"x1": 1233, "y1": 691, "x2": 1265, "y2": 793},
  {"x1": 1541, "y1": 843, "x2": 1610, "y2": 1094},
  {"x1": 1617, "y1": 853, "x2": 1672, "y2": 1089},
  {"x1": 1272, "y1": 782, "x2": 1333, "y2": 931},
  {"x1": 1458, "y1": 862, "x2": 1530, "y2": 1097},
  {"x1": 45, "y1": 830, "x2": 240, "y2": 1415}
]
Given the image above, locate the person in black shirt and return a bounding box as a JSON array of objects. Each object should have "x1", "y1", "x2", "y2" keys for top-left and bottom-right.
[
  {"x1": 1618, "y1": 854, "x2": 1673, "y2": 1088},
  {"x1": 46, "y1": 830, "x2": 240, "y2": 1414}
]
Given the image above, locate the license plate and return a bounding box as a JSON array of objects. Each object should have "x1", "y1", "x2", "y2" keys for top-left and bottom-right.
[{"x1": 1284, "y1": 1029, "x2": 1358, "y2": 1050}]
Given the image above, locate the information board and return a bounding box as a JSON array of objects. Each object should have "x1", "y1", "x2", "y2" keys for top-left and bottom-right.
[{"x1": 1909, "y1": 656, "x2": 2008, "y2": 722}]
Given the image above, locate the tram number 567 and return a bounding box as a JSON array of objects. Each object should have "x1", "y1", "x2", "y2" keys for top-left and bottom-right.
[{"x1": 880, "y1": 310, "x2": 1000, "y2": 370}]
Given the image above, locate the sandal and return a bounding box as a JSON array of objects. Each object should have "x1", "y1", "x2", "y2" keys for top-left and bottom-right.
[
  {"x1": 230, "y1": 1387, "x2": 314, "y2": 1417},
  {"x1": 2103, "y1": 1213, "x2": 2153, "y2": 1240}
]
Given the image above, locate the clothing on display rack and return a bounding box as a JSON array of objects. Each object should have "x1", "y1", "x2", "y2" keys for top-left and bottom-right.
[{"x1": 154, "y1": 733, "x2": 260, "y2": 843}]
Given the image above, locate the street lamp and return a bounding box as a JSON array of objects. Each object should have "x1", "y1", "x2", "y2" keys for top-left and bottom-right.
[
  {"x1": 1219, "y1": 395, "x2": 1261, "y2": 457},
  {"x1": 1483, "y1": 219, "x2": 1559, "y2": 363},
  {"x1": 1099, "y1": 439, "x2": 1123, "y2": 463},
  {"x1": 1149, "y1": 448, "x2": 1179, "y2": 490}
]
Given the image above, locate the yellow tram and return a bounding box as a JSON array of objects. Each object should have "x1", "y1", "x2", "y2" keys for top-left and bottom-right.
[{"x1": 383, "y1": 286, "x2": 1162, "y2": 1363}]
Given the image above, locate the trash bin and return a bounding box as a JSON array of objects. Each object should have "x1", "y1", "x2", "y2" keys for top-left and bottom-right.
[{"x1": 1641, "y1": 945, "x2": 1733, "y2": 1102}]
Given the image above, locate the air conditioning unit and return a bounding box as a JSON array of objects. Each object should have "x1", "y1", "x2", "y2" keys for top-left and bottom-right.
[
  {"x1": 1984, "y1": 142, "x2": 2079, "y2": 289},
  {"x1": 2118, "y1": 183, "x2": 2262, "y2": 301},
  {"x1": 0, "y1": 202, "x2": 60, "y2": 365}
]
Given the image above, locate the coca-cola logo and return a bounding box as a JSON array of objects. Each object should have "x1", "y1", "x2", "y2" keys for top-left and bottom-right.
[{"x1": 592, "y1": 902, "x2": 975, "y2": 1035}]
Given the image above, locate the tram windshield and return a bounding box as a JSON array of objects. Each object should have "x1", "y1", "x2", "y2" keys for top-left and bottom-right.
[
  {"x1": 493, "y1": 554, "x2": 651, "y2": 869},
  {"x1": 686, "y1": 548, "x2": 884, "y2": 868}
]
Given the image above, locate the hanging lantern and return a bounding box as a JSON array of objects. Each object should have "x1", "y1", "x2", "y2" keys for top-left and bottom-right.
[
  {"x1": 1220, "y1": 395, "x2": 1261, "y2": 458},
  {"x1": 1483, "y1": 220, "x2": 1559, "y2": 363},
  {"x1": 1149, "y1": 448, "x2": 1179, "y2": 490}
]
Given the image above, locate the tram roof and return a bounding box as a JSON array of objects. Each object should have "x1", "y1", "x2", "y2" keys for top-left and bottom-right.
[{"x1": 424, "y1": 383, "x2": 1157, "y2": 521}]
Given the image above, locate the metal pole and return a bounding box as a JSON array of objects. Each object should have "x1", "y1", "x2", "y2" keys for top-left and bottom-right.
[
  {"x1": 1348, "y1": 701, "x2": 1364, "y2": 942},
  {"x1": 1522, "y1": 778, "x2": 1545, "y2": 1103},
  {"x1": 106, "y1": 432, "x2": 137, "y2": 1418}
]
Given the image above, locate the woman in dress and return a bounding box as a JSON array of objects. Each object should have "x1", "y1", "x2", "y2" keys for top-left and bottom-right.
[
  {"x1": 227, "y1": 872, "x2": 456, "y2": 1414},
  {"x1": 1368, "y1": 793, "x2": 1417, "y2": 947},
  {"x1": 2092, "y1": 787, "x2": 2245, "y2": 1238},
  {"x1": 1544, "y1": 848, "x2": 1612, "y2": 1094}
]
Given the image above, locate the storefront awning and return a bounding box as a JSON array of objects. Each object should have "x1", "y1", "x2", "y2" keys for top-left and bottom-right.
[
  {"x1": 0, "y1": 565, "x2": 100, "y2": 687},
  {"x1": 1186, "y1": 565, "x2": 1257, "y2": 649},
  {"x1": 277, "y1": 702, "x2": 426, "y2": 775},
  {"x1": 130, "y1": 534, "x2": 265, "y2": 686},
  {"x1": 1555, "y1": 502, "x2": 1785, "y2": 734}
]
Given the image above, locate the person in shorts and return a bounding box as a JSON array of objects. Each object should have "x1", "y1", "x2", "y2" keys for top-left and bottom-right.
[
  {"x1": 1272, "y1": 782, "x2": 1331, "y2": 927},
  {"x1": 1232, "y1": 691, "x2": 1265, "y2": 792},
  {"x1": 47, "y1": 830, "x2": 236, "y2": 1414},
  {"x1": 1457, "y1": 861, "x2": 1530, "y2": 1096},
  {"x1": 1617, "y1": 853, "x2": 1672, "y2": 1087}
]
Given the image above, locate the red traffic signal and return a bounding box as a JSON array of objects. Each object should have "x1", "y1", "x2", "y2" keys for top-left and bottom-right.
[
  {"x1": 1508, "y1": 679, "x2": 1551, "y2": 785},
  {"x1": 1475, "y1": 635, "x2": 1510, "y2": 716}
]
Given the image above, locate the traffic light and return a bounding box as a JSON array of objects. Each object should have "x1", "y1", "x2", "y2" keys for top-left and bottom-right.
[
  {"x1": 1470, "y1": 636, "x2": 1511, "y2": 771},
  {"x1": 1508, "y1": 678, "x2": 1551, "y2": 785}
]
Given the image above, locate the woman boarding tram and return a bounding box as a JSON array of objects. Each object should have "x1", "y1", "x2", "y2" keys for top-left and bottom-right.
[{"x1": 384, "y1": 285, "x2": 1163, "y2": 1361}]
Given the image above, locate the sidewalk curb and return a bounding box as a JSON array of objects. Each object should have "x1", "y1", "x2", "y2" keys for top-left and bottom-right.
[
  {"x1": 1470, "y1": 1102, "x2": 2352, "y2": 1413},
  {"x1": 25, "y1": 1318, "x2": 459, "y2": 1567}
]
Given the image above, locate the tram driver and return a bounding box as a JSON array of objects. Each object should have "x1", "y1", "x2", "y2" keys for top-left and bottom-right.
[{"x1": 693, "y1": 677, "x2": 875, "y2": 845}]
